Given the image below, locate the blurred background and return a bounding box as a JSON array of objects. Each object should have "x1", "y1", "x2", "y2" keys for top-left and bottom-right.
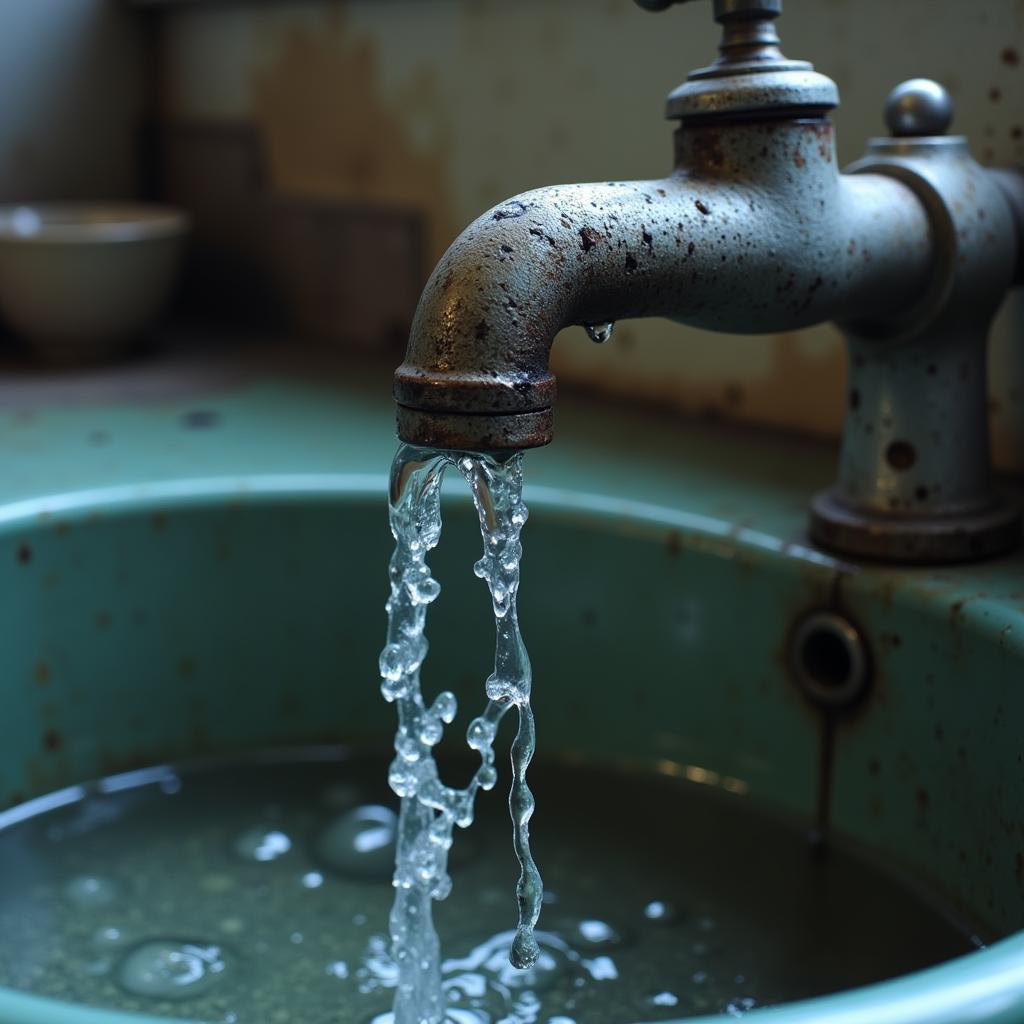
[{"x1": 0, "y1": 0, "x2": 1020, "y2": 469}]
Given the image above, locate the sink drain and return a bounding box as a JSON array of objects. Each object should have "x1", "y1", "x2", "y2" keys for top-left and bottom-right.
[{"x1": 790, "y1": 610, "x2": 870, "y2": 709}]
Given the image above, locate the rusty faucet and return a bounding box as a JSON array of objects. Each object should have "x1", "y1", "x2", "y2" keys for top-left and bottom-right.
[{"x1": 394, "y1": 0, "x2": 1024, "y2": 564}]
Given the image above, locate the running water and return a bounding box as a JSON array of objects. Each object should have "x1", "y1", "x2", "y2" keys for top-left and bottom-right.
[{"x1": 380, "y1": 444, "x2": 543, "y2": 1024}]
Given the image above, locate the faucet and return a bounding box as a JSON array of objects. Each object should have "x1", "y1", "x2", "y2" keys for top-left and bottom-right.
[{"x1": 394, "y1": 0, "x2": 1024, "y2": 564}]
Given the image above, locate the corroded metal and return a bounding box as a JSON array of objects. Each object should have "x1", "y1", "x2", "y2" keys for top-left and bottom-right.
[
  {"x1": 811, "y1": 83, "x2": 1021, "y2": 563},
  {"x1": 395, "y1": 4, "x2": 1022, "y2": 564}
]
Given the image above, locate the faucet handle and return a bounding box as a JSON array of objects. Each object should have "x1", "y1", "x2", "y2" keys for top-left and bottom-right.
[{"x1": 884, "y1": 79, "x2": 954, "y2": 137}]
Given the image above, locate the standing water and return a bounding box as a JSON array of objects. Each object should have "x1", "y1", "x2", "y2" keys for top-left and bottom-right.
[{"x1": 380, "y1": 445, "x2": 543, "y2": 1024}]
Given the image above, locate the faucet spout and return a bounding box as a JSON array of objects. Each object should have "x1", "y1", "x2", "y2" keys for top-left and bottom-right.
[{"x1": 395, "y1": 117, "x2": 932, "y2": 451}]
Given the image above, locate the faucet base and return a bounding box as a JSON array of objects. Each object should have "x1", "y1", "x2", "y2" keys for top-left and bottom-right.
[{"x1": 809, "y1": 490, "x2": 1022, "y2": 564}]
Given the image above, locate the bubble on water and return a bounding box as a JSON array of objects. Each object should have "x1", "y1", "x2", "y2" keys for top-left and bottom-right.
[
  {"x1": 233, "y1": 827, "x2": 292, "y2": 863},
  {"x1": 564, "y1": 918, "x2": 626, "y2": 951},
  {"x1": 316, "y1": 805, "x2": 397, "y2": 881},
  {"x1": 116, "y1": 940, "x2": 231, "y2": 1001},
  {"x1": 645, "y1": 990, "x2": 680, "y2": 1008},
  {"x1": 643, "y1": 899, "x2": 679, "y2": 924},
  {"x1": 301, "y1": 871, "x2": 324, "y2": 889},
  {"x1": 582, "y1": 955, "x2": 618, "y2": 981},
  {"x1": 92, "y1": 925, "x2": 131, "y2": 949},
  {"x1": 64, "y1": 875, "x2": 117, "y2": 908},
  {"x1": 726, "y1": 996, "x2": 758, "y2": 1017},
  {"x1": 584, "y1": 322, "x2": 614, "y2": 344}
]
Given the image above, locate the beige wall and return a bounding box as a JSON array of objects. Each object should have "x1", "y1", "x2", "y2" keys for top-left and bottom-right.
[
  {"x1": 159, "y1": 0, "x2": 1024, "y2": 471},
  {"x1": 0, "y1": 0, "x2": 146, "y2": 202}
]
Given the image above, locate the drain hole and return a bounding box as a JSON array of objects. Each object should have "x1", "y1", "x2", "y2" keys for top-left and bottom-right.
[
  {"x1": 791, "y1": 611, "x2": 870, "y2": 709},
  {"x1": 800, "y1": 630, "x2": 852, "y2": 690}
]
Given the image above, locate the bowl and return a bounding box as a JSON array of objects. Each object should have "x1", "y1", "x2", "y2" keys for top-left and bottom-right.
[{"x1": 0, "y1": 203, "x2": 189, "y2": 363}]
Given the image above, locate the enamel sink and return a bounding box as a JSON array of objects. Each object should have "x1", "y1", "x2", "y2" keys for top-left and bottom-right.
[{"x1": 0, "y1": 362, "x2": 1022, "y2": 1023}]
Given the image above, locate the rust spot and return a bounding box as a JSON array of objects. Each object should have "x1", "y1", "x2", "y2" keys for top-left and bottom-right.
[
  {"x1": 1002, "y1": 47, "x2": 1020, "y2": 67},
  {"x1": 989, "y1": 87, "x2": 1002, "y2": 102},
  {"x1": 792, "y1": 147, "x2": 806, "y2": 168},
  {"x1": 500, "y1": 244, "x2": 513, "y2": 254},
  {"x1": 694, "y1": 199, "x2": 711, "y2": 216},
  {"x1": 474, "y1": 320, "x2": 489, "y2": 341},
  {"x1": 885, "y1": 440, "x2": 917, "y2": 471},
  {"x1": 181, "y1": 409, "x2": 221, "y2": 430},
  {"x1": 665, "y1": 530, "x2": 682, "y2": 557},
  {"x1": 1012, "y1": 126, "x2": 1023, "y2": 140},
  {"x1": 16, "y1": 544, "x2": 32, "y2": 565},
  {"x1": 579, "y1": 225, "x2": 602, "y2": 252},
  {"x1": 624, "y1": 254, "x2": 638, "y2": 273},
  {"x1": 33, "y1": 661, "x2": 51, "y2": 686},
  {"x1": 641, "y1": 228, "x2": 653, "y2": 249},
  {"x1": 656, "y1": 188, "x2": 666, "y2": 198},
  {"x1": 441, "y1": 269, "x2": 455, "y2": 291},
  {"x1": 42, "y1": 729, "x2": 62, "y2": 752}
]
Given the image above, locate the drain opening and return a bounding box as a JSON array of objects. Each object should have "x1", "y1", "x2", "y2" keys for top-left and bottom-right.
[{"x1": 791, "y1": 610, "x2": 870, "y2": 709}]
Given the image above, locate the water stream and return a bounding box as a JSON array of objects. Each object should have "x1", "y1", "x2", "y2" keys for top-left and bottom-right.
[{"x1": 381, "y1": 444, "x2": 543, "y2": 1024}]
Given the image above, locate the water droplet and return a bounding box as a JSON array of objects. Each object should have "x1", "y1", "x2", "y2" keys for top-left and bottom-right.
[
  {"x1": 643, "y1": 899, "x2": 679, "y2": 924},
  {"x1": 64, "y1": 875, "x2": 117, "y2": 908},
  {"x1": 379, "y1": 644, "x2": 405, "y2": 683},
  {"x1": 433, "y1": 691, "x2": 458, "y2": 723},
  {"x1": 116, "y1": 940, "x2": 231, "y2": 1001},
  {"x1": 584, "y1": 322, "x2": 614, "y2": 343},
  {"x1": 466, "y1": 717, "x2": 496, "y2": 752},
  {"x1": 301, "y1": 871, "x2": 324, "y2": 889},
  {"x1": 233, "y1": 827, "x2": 292, "y2": 863},
  {"x1": 327, "y1": 960, "x2": 350, "y2": 979},
  {"x1": 316, "y1": 805, "x2": 397, "y2": 881}
]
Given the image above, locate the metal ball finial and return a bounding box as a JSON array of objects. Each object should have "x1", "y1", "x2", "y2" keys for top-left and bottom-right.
[{"x1": 884, "y1": 79, "x2": 953, "y2": 137}]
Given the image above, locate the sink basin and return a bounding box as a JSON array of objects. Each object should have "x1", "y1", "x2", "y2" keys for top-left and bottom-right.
[{"x1": 0, "y1": 462, "x2": 1022, "y2": 1023}]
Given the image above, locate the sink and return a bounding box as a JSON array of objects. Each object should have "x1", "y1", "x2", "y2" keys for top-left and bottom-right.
[{"x1": 0, "y1": 362, "x2": 1022, "y2": 1022}]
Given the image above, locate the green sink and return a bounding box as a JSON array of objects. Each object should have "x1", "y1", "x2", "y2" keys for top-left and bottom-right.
[{"x1": 0, "y1": 361, "x2": 1022, "y2": 1023}]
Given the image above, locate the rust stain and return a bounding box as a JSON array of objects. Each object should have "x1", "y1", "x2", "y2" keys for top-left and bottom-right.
[
  {"x1": 42, "y1": 729, "x2": 62, "y2": 753},
  {"x1": 251, "y1": 11, "x2": 457, "y2": 264},
  {"x1": 1002, "y1": 47, "x2": 1020, "y2": 67}
]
